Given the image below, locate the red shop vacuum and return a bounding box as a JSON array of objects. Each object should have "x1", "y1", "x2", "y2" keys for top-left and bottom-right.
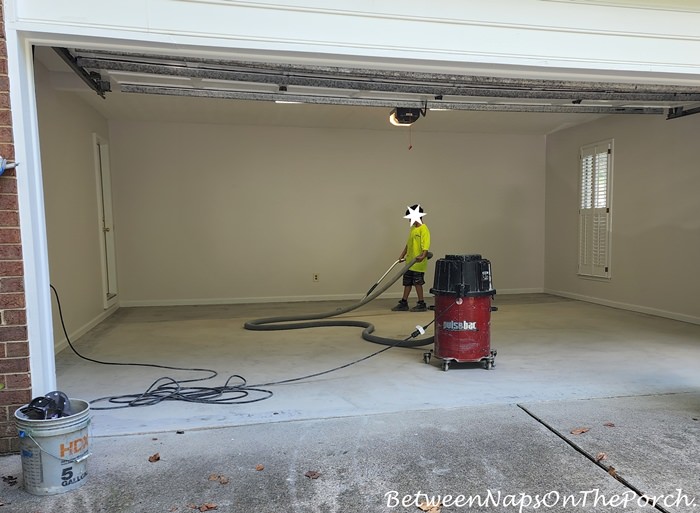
[{"x1": 424, "y1": 254, "x2": 497, "y2": 371}]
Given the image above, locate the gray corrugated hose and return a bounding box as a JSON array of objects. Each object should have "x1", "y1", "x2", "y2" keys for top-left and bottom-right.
[{"x1": 243, "y1": 257, "x2": 434, "y2": 347}]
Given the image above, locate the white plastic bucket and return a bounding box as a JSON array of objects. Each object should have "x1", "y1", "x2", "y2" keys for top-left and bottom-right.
[{"x1": 14, "y1": 398, "x2": 91, "y2": 496}]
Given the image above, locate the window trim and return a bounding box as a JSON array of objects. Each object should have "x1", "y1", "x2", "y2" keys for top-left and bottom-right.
[{"x1": 577, "y1": 139, "x2": 613, "y2": 279}]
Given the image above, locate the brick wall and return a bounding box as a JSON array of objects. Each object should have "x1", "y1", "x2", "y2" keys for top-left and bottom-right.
[{"x1": 0, "y1": 3, "x2": 32, "y2": 455}]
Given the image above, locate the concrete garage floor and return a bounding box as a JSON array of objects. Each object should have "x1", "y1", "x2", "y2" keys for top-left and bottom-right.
[{"x1": 2, "y1": 294, "x2": 699, "y2": 512}]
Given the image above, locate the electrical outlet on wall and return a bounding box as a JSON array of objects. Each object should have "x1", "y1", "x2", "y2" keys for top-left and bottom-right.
[{"x1": 313, "y1": 273, "x2": 320, "y2": 282}]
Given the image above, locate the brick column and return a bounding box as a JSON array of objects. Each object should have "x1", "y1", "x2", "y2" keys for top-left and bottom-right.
[{"x1": 0, "y1": 3, "x2": 31, "y2": 455}]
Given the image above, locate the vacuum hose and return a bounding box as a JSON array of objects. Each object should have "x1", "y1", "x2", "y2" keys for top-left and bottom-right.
[{"x1": 243, "y1": 257, "x2": 434, "y2": 347}]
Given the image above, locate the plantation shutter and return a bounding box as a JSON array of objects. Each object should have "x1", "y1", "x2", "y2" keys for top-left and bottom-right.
[{"x1": 578, "y1": 141, "x2": 612, "y2": 278}]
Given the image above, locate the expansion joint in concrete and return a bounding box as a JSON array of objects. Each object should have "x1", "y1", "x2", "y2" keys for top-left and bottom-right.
[{"x1": 516, "y1": 403, "x2": 671, "y2": 513}]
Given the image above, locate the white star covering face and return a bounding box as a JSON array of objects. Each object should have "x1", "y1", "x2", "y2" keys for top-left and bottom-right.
[{"x1": 404, "y1": 204, "x2": 426, "y2": 225}]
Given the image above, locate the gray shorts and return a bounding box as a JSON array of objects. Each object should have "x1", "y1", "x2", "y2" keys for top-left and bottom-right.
[{"x1": 402, "y1": 270, "x2": 425, "y2": 286}]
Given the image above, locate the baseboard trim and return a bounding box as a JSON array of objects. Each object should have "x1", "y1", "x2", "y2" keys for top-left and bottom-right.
[
  {"x1": 120, "y1": 294, "x2": 373, "y2": 307},
  {"x1": 544, "y1": 288, "x2": 700, "y2": 325},
  {"x1": 119, "y1": 288, "x2": 544, "y2": 308},
  {"x1": 496, "y1": 288, "x2": 544, "y2": 295}
]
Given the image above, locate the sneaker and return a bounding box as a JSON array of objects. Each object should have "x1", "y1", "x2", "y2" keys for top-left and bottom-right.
[
  {"x1": 411, "y1": 301, "x2": 428, "y2": 312},
  {"x1": 391, "y1": 299, "x2": 409, "y2": 311}
]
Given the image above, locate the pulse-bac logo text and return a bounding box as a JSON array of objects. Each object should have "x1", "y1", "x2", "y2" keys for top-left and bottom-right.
[{"x1": 442, "y1": 320, "x2": 477, "y2": 331}]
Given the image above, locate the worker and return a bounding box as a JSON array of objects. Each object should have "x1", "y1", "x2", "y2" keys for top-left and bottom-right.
[{"x1": 392, "y1": 204, "x2": 431, "y2": 312}]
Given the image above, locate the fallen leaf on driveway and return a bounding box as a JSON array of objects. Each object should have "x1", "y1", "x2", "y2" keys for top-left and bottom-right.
[
  {"x1": 187, "y1": 503, "x2": 217, "y2": 512},
  {"x1": 304, "y1": 471, "x2": 321, "y2": 479},
  {"x1": 255, "y1": 464, "x2": 264, "y2": 471},
  {"x1": 418, "y1": 500, "x2": 442, "y2": 512},
  {"x1": 208, "y1": 473, "x2": 229, "y2": 484},
  {"x1": 148, "y1": 453, "x2": 160, "y2": 463},
  {"x1": 608, "y1": 466, "x2": 619, "y2": 479},
  {"x1": 603, "y1": 422, "x2": 616, "y2": 427},
  {"x1": 595, "y1": 452, "x2": 607, "y2": 462},
  {"x1": 570, "y1": 427, "x2": 590, "y2": 435}
]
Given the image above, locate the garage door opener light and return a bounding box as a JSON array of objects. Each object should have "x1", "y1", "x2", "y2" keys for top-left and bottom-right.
[{"x1": 389, "y1": 107, "x2": 426, "y2": 127}]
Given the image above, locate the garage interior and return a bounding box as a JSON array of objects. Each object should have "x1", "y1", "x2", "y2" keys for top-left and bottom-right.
[
  {"x1": 28, "y1": 42, "x2": 700, "y2": 432},
  {"x1": 1, "y1": 1, "x2": 699, "y2": 505}
]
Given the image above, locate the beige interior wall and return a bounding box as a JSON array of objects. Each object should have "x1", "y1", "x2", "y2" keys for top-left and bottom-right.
[
  {"x1": 34, "y1": 63, "x2": 115, "y2": 350},
  {"x1": 108, "y1": 119, "x2": 546, "y2": 305},
  {"x1": 545, "y1": 114, "x2": 700, "y2": 323}
]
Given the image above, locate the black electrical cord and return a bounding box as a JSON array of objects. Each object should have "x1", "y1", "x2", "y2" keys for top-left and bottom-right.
[
  {"x1": 51, "y1": 284, "x2": 273, "y2": 409},
  {"x1": 252, "y1": 319, "x2": 437, "y2": 388},
  {"x1": 248, "y1": 304, "x2": 458, "y2": 389},
  {"x1": 50, "y1": 284, "x2": 434, "y2": 410}
]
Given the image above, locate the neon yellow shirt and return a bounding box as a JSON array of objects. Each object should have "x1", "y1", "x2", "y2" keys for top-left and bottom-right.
[{"x1": 406, "y1": 223, "x2": 431, "y2": 273}]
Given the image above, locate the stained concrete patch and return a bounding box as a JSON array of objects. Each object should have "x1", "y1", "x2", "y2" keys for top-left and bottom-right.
[
  {"x1": 520, "y1": 393, "x2": 700, "y2": 513},
  {"x1": 0, "y1": 404, "x2": 639, "y2": 513}
]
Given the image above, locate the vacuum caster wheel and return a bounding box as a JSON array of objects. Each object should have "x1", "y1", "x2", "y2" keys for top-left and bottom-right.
[
  {"x1": 441, "y1": 360, "x2": 450, "y2": 372},
  {"x1": 485, "y1": 359, "x2": 493, "y2": 370},
  {"x1": 423, "y1": 352, "x2": 432, "y2": 364}
]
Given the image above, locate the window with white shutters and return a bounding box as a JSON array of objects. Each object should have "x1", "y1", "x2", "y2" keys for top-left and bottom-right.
[{"x1": 578, "y1": 140, "x2": 612, "y2": 278}]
